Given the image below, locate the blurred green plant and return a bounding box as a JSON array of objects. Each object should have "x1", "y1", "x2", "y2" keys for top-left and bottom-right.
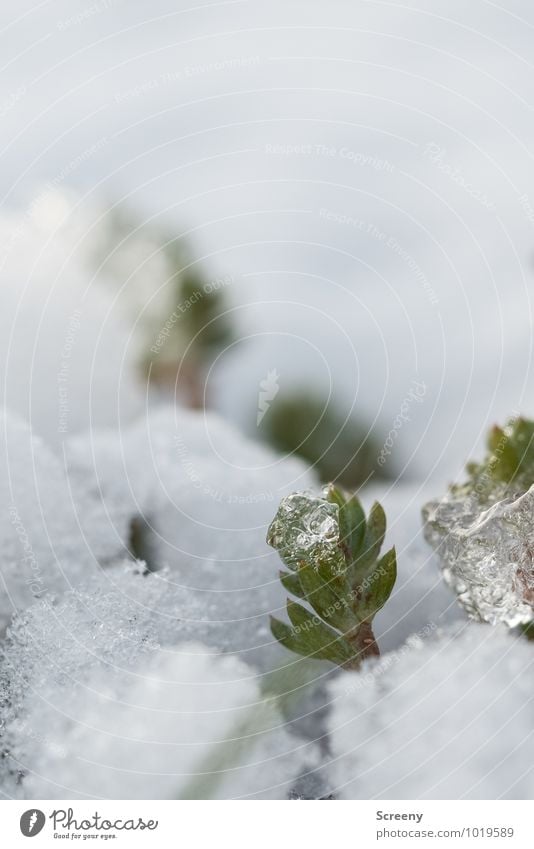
[
  {"x1": 146, "y1": 266, "x2": 234, "y2": 407},
  {"x1": 90, "y1": 208, "x2": 234, "y2": 408},
  {"x1": 461, "y1": 416, "x2": 534, "y2": 500},
  {"x1": 520, "y1": 621, "x2": 534, "y2": 641},
  {"x1": 267, "y1": 485, "x2": 397, "y2": 670},
  {"x1": 261, "y1": 393, "x2": 388, "y2": 487}
]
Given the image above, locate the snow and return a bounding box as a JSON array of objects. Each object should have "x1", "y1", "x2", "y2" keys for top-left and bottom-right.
[
  {"x1": 11, "y1": 643, "x2": 318, "y2": 800},
  {"x1": 65, "y1": 407, "x2": 317, "y2": 670},
  {"x1": 0, "y1": 412, "x2": 130, "y2": 632},
  {"x1": 326, "y1": 623, "x2": 534, "y2": 799},
  {"x1": 66, "y1": 420, "x2": 468, "y2": 668},
  {"x1": 0, "y1": 401, "x2": 317, "y2": 661},
  {"x1": 0, "y1": 408, "x2": 532, "y2": 799},
  {"x1": 0, "y1": 193, "x2": 143, "y2": 448},
  {"x1": 0, "y1": 410, "x2": 327, "y2": 798},
  {"x1": 0, "y1": 563, "x2": 318, "y2": 799},
  {"x1": 367, "y1": 483, "x2": 466, "y2": 653},
  {"x1": 1, "y1": 392, "x2": 532, "y2": 801}
]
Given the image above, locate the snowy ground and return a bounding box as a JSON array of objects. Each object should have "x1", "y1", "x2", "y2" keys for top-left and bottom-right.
[{"x1": 0, "y1": 407, "x2": 531, "y2": 800}]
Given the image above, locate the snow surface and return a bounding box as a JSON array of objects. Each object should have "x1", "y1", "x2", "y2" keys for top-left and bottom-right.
[
  {"x1": 0, "y1": 411, "x2": 326, "y2": 799},
  {"x1": 19, "y1": 646, "x2": 317, "y2": 800},
  {"x1": 0, "y1": 401, "x2": 318, "y2": 658},
  {"x1": 0, "y1": 564, "x2": 318, "y2": 799},
  {"x1": 326, "y1": 623, "x2": 534, "y2": 799},
  {"x1": 0, "y1": 412, "x2": 129, "y2": 632},
  {"x1": 0, "y1": 408, "x2": 532, "y2": 799},
  {"x1": 65, "y1": 407, "x2": 317, "y2": 670}
]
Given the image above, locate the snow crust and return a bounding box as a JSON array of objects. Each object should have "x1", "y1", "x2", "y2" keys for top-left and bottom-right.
[{"x1": 326, "y1": 623, "x2": 534, "y2": 799}]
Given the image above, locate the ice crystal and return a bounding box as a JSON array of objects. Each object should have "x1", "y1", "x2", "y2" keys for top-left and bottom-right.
[
  {"x1": 422, "y1": 417, "x2": 534, "y2": 626},
  {"x1": 267, "y1": 493, "x2": 345, "y2": 575},
  {"x1": 423, "y1": 483, "x2": 534, "y2": 626}
]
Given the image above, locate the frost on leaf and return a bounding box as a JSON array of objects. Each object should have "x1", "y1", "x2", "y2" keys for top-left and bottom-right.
[{"x1": 423, "y1": 417, "x2": 534, "y2": 627}]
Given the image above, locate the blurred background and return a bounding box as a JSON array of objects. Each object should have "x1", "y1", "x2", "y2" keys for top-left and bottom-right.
[{"x1": 1, "y1": 0, "x2": 534, "y2": 489}]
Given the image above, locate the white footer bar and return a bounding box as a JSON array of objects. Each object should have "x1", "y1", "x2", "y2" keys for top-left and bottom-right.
[{"x1": 0, "y1": 800, "x2": 530, "y2": 847}]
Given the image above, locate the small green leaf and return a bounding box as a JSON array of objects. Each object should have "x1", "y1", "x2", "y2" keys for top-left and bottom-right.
[
  {"x1": 351, "y1": 501, "x2": 386, "y2": 580},
  {"x1": 298, "y1": 563, "x2": 357, "y2": 631},
  {"x1": 509, "y1": 418, "x2": 534, "y2": 479},
  {"x1": 357, "y1": 547, "x2": 397, "y2": 622},
  {"x1": 326, "y1": 484, "x2": 366, "y2": 559},
  {"x1": 315, "y1": 559, "x2": 353, "y2": 602},
  {"x1": 286, "y1": 599, "x2": 323, "y2": 633},
  {"x1": 270, "y1": 615, "x2": 355, "y2": 666},
  {"x1": 286, "y1": 600, "x2": 356, "y2": 664},
  {"x1": 270, "y1": 616, "x2": 311, "y2": 659},
  {"x1": 279, "y1": 570, "x2": 305, "y2": 599},
  {"x1": 487, "y1": 424, "x2": 505, "y2": 454},
  {"x1": 487, "y1": 425, "x2": 519, "y2": 483},
  {"x1": 343, "y1": 495, "x2": 367, "y2": 557},
  {"x1": 462, "y1": 416, "x2": 534, "y2": 497},
  {"x1": 325, "y1": 483, "x2": 346, "y2": 510}
]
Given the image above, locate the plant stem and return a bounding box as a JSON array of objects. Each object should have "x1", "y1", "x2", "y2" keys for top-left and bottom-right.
[{"x1": 343, "y1": 622, "x2": 380, "y2": 670}]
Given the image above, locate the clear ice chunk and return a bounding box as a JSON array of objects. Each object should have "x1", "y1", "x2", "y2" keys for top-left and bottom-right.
[
  {"x1": 423, "y1": 485, "x2": 534, "y2": 626},
  {"x1": 267, "y1": 493, "x2": 345, "y2": 574}
]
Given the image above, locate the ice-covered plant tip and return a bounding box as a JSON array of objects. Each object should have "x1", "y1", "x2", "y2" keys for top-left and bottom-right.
[
  {"x1": 267, "y1": 485, "x2": 397, "y2": 669},
  {"x1": 423, "y1": 416, "x2": 534, "y2": 629}
]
